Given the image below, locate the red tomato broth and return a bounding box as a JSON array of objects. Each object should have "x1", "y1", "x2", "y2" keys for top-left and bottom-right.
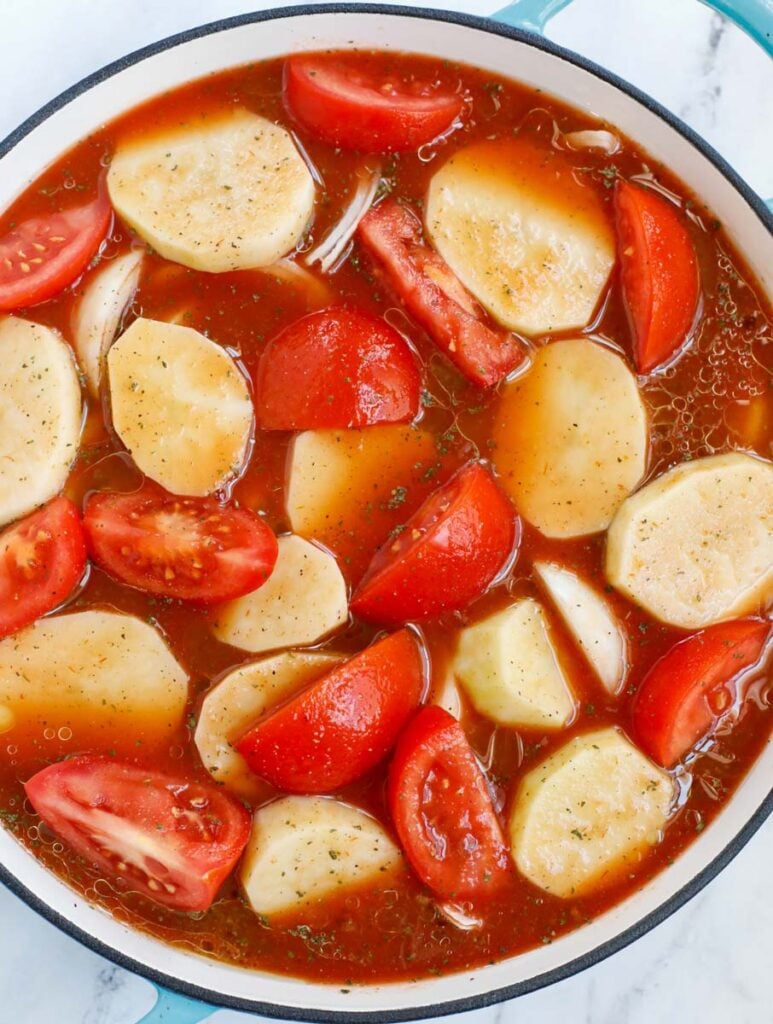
[{"x1": 0, "y1": 50, "x2": 769, "y2": 984}]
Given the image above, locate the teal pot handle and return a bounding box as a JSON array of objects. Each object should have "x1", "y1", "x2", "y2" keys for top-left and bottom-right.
[
  {"x1": 136, "y1": 987, "x2": 214, "y2": 1023},
  {"x1": 492, "y1": 0, "x2": 773, "y2": 55}
]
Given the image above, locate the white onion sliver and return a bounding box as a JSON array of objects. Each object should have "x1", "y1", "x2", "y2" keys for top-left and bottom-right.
[
  {"x1": 563, "y1": 129, "x2": 620, "y2": 155},
  {"x1": 305, "y1": 164, "x2": 381, "y2": 274},
  {"x1": 71, "y1": 248, "x2": 144, "y2": 395},
  {"x1": 436, "y1": 901, "x2": 484, "y2": 931}
]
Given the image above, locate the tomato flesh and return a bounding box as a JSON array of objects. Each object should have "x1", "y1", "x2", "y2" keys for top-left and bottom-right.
[
  {"x1": 0, "y1": 192, "x2": 112, "y2": 311},
  {"x1": 0, "y1": 497, "x2": 86, "y2": 640},
  {"x1": 352, "y1": 461, "x2": 517, "y2": 624},
  {"x1": 358, "y1": 200, "x2": 525, "y2": 387},
  {"x1": 256, "y1": 306, "x2": 421, "y2": 429},
  {"x1": 614, "y1": 180, "x2": 700, "y2": 374},
  {"x1": 633, "y1": 618, "x2": 770, "y2": 767},
  {"x1": 388, "y1": 705, "x2": 510, "y2": 899},
  {"x1": 237, "y1": 629, "x2": 424, "y2": 792},
  {"x1": 83, "y1": 486, "x2": 278, "y2": 605},
  {"x1": 25, "y1": 755, "x2": 251, "y2": 912},
  {"x1": 284, "y1": 56, "x2": 464, "y2": 154}
]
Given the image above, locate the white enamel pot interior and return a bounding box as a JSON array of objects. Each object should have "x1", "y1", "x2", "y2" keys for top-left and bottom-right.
[{"x1": 0, "y1": 5, "x2": 770, "y2": 1021}]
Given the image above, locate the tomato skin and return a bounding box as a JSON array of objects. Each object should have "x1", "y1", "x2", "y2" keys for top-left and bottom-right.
[
  {"x1": 0, "y1": 192, "x2": 112, "y2": 311},
  {"x1": 24, "y1": 756, "x2": 250, "y2": 912},
  {"x1": 632, "y1": 619, "x2": 770, "y2": 768},
  {"x1": 352, "y1": 461, "x2": 517, "y2": 624},
  {"x1": 237, "y1": 630, "x2": 424, "y2": 793},
  {"x1": 358, "y1": 200, "x2": 525, "y2": 387},
  {"x1": 83, "y1": 486, "x2": 278, "y2": 605},
  {"x1": 0, "y1": 497, "x2": 86, "y2": 640},
  {"x1": 256, "y1": 306, "x2": 421, "y2": 429},
  {"x1": 614, "y1": 180, "x2": 700, "y2": 374},
  {"x1": 284, "y1": 56, "x2": 463, "y2": 154},
  {"x1": 388, "y1": 705, "x2": 510, "y2": 899}
]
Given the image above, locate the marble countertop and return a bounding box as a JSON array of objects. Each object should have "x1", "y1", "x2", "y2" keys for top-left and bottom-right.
[{"x1": 0, "y1": 1, "x2": 770, "y2": 1022}]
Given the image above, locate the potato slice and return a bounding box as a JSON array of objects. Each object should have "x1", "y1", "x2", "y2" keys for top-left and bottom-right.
[
  {"x1": 286, "y1": 425, "x2": 443, "y2": 576},
  {"x1": 0, "y1": 317, "x2": 82, "y2": 527},
  {"x1": 72, "y1": 249, "x2": 144, "y2": 395},
  {"x1": 606, "y1": 452, "x2": 773, "y2": 628},
  {"x1": 107, "y1": 111, "x2": 315, "y2": 272},
  {"x1": 493, "y1": 339, "x2": 647, "y2": 537},
  {"x1": 509, "y1": 727, "x2": 673, "y2": 897},
  {"x1": 453, "y1": 598, "x2": 576, "y2": 729},
  {"x1": 108, "y1": 317, "x2": 253, "y2": 496},
  {"x1": 534, "y1": 561, "x2": 628, "y2": 695},
  {"x1": 241, "y1": 795, "x2": 402, "y2": 918},
  {"x1": 212, "y1": 534, "x2": 348, "y2": 654},
  {"x1": 195, "y1": 651, "x2": 341, "y2": 798},
  {"x1": 425, "y1": 138, "x2": 615, "y2": 335},
  {"x1": 0, "y1": 610, "x2": 187, "y2": 753}
]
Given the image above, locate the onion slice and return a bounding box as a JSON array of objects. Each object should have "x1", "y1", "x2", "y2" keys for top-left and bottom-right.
[
  {"x1": 534, "y1": 560, "x2": 628, "y2": 695},
  {"x1": 72, "y1": 249, "x2": 144, "y2": 394},
  {"x1": 563, "y1": 129, "x2": 620, "y2": 155},
  {"x1": 436, "y1": 901, "x2": 484, "y2": 931},
  {"x1": 305, "y1": 164, "x2": 381, "y2": 274}
]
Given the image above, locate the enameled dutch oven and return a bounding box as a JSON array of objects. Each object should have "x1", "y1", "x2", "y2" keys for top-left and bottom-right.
[{"x1": 0, "y1": 2, "x2": 770, "y2": 1021}]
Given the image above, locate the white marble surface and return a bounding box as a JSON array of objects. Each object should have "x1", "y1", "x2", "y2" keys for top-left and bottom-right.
[{"x1": 0, "y1": 1, "x2": 770, "y2": 1022}]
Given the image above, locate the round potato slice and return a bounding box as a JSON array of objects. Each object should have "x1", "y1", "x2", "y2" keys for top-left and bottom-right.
[
  {"x1": 240, "y1": 795, "x2": 402, "y2": 918},
  {"x1": 108, "y1": 317, "x2": 253, "y2": 496},
  {"x1": 606, "y1": 452, "x2": 773, "y2": 628},
  {"x1": 453, "y1": 597, "x2": 576, "y2": 730},
  {"x1": 212, "y1": 534, "x2": 348, "y2": 654},
  {"x1": 425, "y1": 138, "x2": 615, "y2": 335},
  {"x1": 493, "y1": 339, "x2": 648, "y2": 538},
  {"x1": 195, "y1": 651, "x2": 341, "y2": 798},
  {"x1": 0, "y1": 610, "x2": 187, "y2": 754},
  {"x1": 107, "y1": 111, "x2": 315, "y2": 272},
  {"x1": 0, "y1": 317, "x2": 82, "y2": 527},
  {"x1": 509, "y1": 727, "x2": 673, "y2": 898}
]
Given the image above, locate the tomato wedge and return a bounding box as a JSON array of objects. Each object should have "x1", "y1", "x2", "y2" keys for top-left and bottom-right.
[
  {"x1": 388, "y1": 705, "x2": 510, "y2": 899},
  {"x1": 0, "y1": 497, "x2": 86, "y2": 640},
  {"x1": 614, "y1": 180, "x2": 700, "y2": 374},
  {"x1": 352, "y1": 461, "x2": 517, "y2": 624},
  {"x1": 284, "y1": 56, "x2": 463, "y2": 154},
  {"x1": 0, "y1": 191, "x2": 112, "y2": 311},
  {"x1": 237, "y1": 630, "x2": 424, "y2": 793},
  {"x1": 358, "y1": 200, "x2": 525, "y2": 387},
  {"x1": 633, "y1": 618, "x2": 770, "y2": 768},
  {"x1": 25, "y1": 756, "x2": 250, "y2": 912},
  {"x1": 256, "y1": 306, "x2": 421, "y2": 429},
  {"x1": 83, "y1": 486, "x2": 278, "y2": 605}
]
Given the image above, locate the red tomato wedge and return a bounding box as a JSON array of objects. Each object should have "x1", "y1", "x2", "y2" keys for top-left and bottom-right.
[
  {"x1": 358, "y1": 200, "x2": 525, "y2": 387},
  {"x1": 352, "y1": 461, "x2": 517, "y2": 624},
  {"x1": 25, "y1": 756, "x2": 250, "y2": 912},
  {"x1": 237, "y1": 629, "x2": 424, "y2": 793},
  {"x1": 0, "y1": 192, "x2": 112, "y2": 311},
  {"x1": 388, "y1": 705, "x2": 510, "y2": 899},
  {"x1": 256, "y1": 306, "x2": 421, "y2": 429},
  {"x1": 614, "y1": 180, "x2": 700, "y2": 374},
  {"x1": 83, "y1": 486, "x2": 278, "y2": 605},
  {"x1": 284, "y1": 56, "x2": 464, "y2": 154},
  {"x1": 633, "y1": 618, "x2": 770, "y2": 768},
  {"x1": 0, "y1": 497, "x2": 86, "y2": 640}
]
